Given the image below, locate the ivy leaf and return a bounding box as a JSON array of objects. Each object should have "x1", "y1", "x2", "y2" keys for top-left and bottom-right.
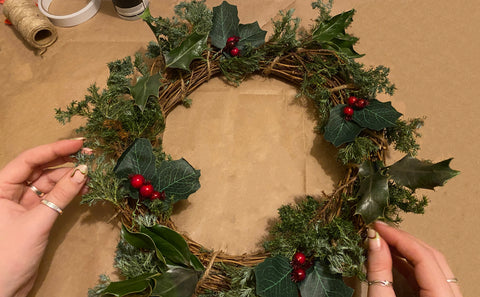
[
  {"x1": 129, "y1": 73, "x2": 161, "y2": 112},
  {"x1": 121, "y1": 224, "x2": 167, "y2": 266},
  {"x1": 210, "y1": 1, "x2": 239, "y2": 49},
  {"x1": 388, "y1": 155, "x2": 459, "y2": 191},
  {"x1": 255, "y1": 256, "x2": 298, "y2": 297},
  {"x1": 352, "y1": 99, "x2": 402, "y2": 130},
  {"x1": 140, "y1": 225, "x2": 192, "y2": 267},
  {"x1": 164, "y1": 32, "x2": 208, "y2": 71},
  {"x1": 298, "y1": 261, "x2": 354, "y2": 297},
  {"x1": 101, "y1": 272, "x2": 158, "y2": 297},
  {"x1": 114, "y1": 138, "x2": 157, "y2": 199},
  {"x1": 237, "y1": 21, "x2": 267, "y2": 49},
  {"x1": 151, "y1": 266, "x2": 201, "y2": 297},
  {"x1": 155, "y1": 158, "x2": 201, "y2": 203},
  {"x1": 324, "y1": 104, "x2": 363, "y2": 147},
  {"x1": 355, "y1": 161, "x2": 390, "y2": 224}
]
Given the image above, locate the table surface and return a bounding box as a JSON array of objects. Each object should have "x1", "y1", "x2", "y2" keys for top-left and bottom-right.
[{"x1": 1, "y1": 0, "x2": 478, "y2": 296}]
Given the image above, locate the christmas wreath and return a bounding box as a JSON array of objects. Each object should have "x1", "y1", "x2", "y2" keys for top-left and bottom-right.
[{"x1": 55, "y1": 1, "x2": 459, "y2": 297}]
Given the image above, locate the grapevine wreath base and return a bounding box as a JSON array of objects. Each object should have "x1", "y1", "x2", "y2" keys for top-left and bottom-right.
[{"x1": 56, "y1": 1, "x2": 459, "y2": 297}]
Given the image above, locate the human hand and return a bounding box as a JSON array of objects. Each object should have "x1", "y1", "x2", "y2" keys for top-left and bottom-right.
[
  {"x1": 0, "y1": 139, "x2": 89, "y2": 297},
  {"x1": 366, "y1": 221, "x2": 462, "y2": 297}
]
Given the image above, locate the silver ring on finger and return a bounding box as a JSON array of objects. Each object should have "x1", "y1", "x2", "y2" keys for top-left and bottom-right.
[
  {"x1": 28, "y1": 184, "x2": 45, "y2": 198},
  {"x1": 367, "y1": 280, "x2": 393, "y2": 287},
  {"x1": 41, "y1": 199, "x2": 63, "y2": 215},
  {"x1": 446, "y1": 278, "x2": 458, "y2": 283}
]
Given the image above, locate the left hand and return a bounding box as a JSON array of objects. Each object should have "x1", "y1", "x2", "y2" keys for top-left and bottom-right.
[{"x1": 0, "y1": 139, "x2": 89, "y2": 297}]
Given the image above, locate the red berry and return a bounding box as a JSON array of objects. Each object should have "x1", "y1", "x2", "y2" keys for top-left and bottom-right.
[
  {"x1": 355, "y1": 99, "x2": 368, "y2": 109},
  {"x1": 130, "y1": 174, "x2": 145, "y2": 189},
  {"x1": 150, "y1": 191, "x2": 166, "y2": 201},
  {"x1": 291, "y1": 268, "x2": 306, "y2": 282},
  {"x1": 347, "y1": 96, "x2": 358, "y2": 106},
  {"x1": 230, "y1": 47, "x2": 240, "y2": 56},
  {"x1": 139, "y1": 184, "x2": 154, "y2": 197},
  {"x1": 292, "y1": 252, "x2": 306, "y2": 266},
  {"x1": 227, "y1": 36, "x2": 236, "y2": 43},
  {"x1": 343, "y1": 106, "x2": 354, "y2": 116},
  {"x1": 226, "y1": 40, "x2": 236, "y2": 48},
  {"x1": 234, "y1": 35, "x2": 240, "y2": 42}
]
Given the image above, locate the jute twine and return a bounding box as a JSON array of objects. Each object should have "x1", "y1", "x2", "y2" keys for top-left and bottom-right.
[{"x1": 3, "y1": 0, "x2": 57, "y2": 50}]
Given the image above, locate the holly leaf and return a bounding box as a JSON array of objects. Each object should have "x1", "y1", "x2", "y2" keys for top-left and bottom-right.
[
  {"x1": 298, "y1": 261, "x2": 354, "y2": 297},
  {"x1": 140, "y1": 225, "x2": 192, "y2": 267},
  {"x1": 312, "y1": 10, "x2": 354, "y2": 42},
  {"x1": 101, "y1": 272, "x2": 158, "y2": 297},
  {"x1": 210, "y1": 1, "x2": 239, "y2": 49},
  {"x1": 151, "y1": 266, "x2": 201, "y2": 297},
  {"x1": 129, "y1": 73, "x2": 161, "y2": 112},
  {"x1": 352, "y1": 99, "x2": 402, "y2": 130},
  {"x1": 388, "y1": 155, "x2": 459, "y2": 191},
  {"x1": 255, "y1": 256, "x2": 298, "y2": 297},
  {"x1": 355, "y1": 161, "x2": 390, "y2": 224},
  {"x1": 114, "y1": 138, "x2": 157, "y2": 199},
  {"x1": 237, "y1": 21, "x2": 267, "y2": 49},
  {"x1": 324, "y1": 104, "x2": 363, "y2": 147},
  {"x1": 164, "y1": 32, "x2": 208, "y2": 71},
  {"x1": 155, "y1": 158, "x2": 201, "y2": 203}
]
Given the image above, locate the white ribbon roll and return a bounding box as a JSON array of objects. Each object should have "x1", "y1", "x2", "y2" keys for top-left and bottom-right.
[{"x1": 36, "y1": 0, "x2": 102, "y2": 27}]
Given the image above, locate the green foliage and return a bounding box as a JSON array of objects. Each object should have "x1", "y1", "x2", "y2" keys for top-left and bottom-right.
[
  {"x1": 219, "y1": 50, "x2": 263, "y2": 84},
  {"x1": 164, "y1": 32, "x2": 208, "y2": 70},
  {"x1": 266, "y1": 9, "x2": 301, "y2": 56},
  {"x1": 115, "y1": 239, "x2": 164, "y2": 279},
  {"x1": 337, "y1": 137, "x2": 379, "y2": 165},
  {"x1": 384, "y1": 182, "x2": 429, "y2": 223},
  {"x1": 255, "y1": 256, "x2": 298, "y2": 297},
  {"x1": 129, "y1": 73, "x2": 162, "y2": 111},
  {"x1": 342, "y1": 62, "x2": 395, "y2": 98},
  {"x1": 386, "y1": 118, "x2": 424, "y2": 155},
  {"x1": 198, "y1": 265, "x2": 258, "y2": 297},
  {"x1": 174, "y1": 0, "x2": 213, "y2": 35},
  {"x1": 264, "y1": 197, "x2": 365, "y2": 278},
  {"x1": 88, "y1": 275, "x2": 111, "y2": 297},
  {"x1": 298, "y1": 261, "x2": 354, "y2": 297},
  {"x1": 311, "y1": 0, "x2": 334, "y2": 23}
]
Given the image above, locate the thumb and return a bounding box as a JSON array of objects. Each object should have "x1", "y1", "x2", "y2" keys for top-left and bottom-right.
[
  {"x1": 30, "y1": 164, "x2": 88, "y2": 230},
  {"x1": 367, "y1": 227, "x2": 396, "y2": 297}
]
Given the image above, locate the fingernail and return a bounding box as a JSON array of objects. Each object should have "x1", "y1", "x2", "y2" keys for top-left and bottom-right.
[
  {"x1": 368, "y1": 228, "x2": 381, "y2": 250},
  {"x1": 71, "y1": 164, "x2": 88, "y2": 183},
  {"x1": 81, "y1": 147, "x2": 93, "y2": 154},
  {"x1": 70, "y1": 137, "x2": 86, "y2": 141},
  {"x1": 375, "y1": 220, "x2": 389, "y2": 226}
]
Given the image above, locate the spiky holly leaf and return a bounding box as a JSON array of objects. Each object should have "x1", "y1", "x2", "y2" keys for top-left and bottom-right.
[
  {"x1": 352, "y1": 99, "x2": 402, "y2": 131},
  {"x1": 101, "y1": 272, "x2": 157, "y2": 297},
  {"x1": 154, "y1": 158, "x2": 201, "y2": 203},
  {"x1": 355, "y1": 161, "x2": 390, "y2": 224},
  {"x1": 298, "y1": 261, "x2": 354, "y2": 297},
  {"x1": 324, "y1": 104, "x2": 363, "y2": 147},
  {"x1": 255, "y1": 256, "x2": 298, "y2": 297},
  {"x1": 129, "y1": 73, "x2": 162, "y2": 112},
  {"x1": 237, "y1": 21, "x2": 267, "y2": 49},
  {"x1": 151, "y1": 266, "x2": 201, "y2": 297},
  {"x1": 164, "y1": 32, "x2": 208, "y2": 71},
  {"x1": 388, "y1": 155, "x2": 459, "y2": 191},
  {"x1": 210, "y1": 1, "x2": 239, "y2": 49}
]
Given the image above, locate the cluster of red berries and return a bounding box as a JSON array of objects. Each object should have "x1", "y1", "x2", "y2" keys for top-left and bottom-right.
[
  {"x1": 130, "y1": 174, "x2": 166, "y2": 201},
  {"x1": 343, "y1": 96, "x2": 369, "y2": 121},
  {"x1": 224, "y1": 36, "x2": 240, "y2": 56},
  {"x1": 290, "y1": 252, "x2": 310, "y2": 282}
]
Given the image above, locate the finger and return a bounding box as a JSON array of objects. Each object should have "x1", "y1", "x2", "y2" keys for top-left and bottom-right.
[
  {"x1": 425, "y1": 245, "x2": 463, "y2": 297},
  {"x1": 374, "y1": 221, "x2": 454, "y2": 297},
  {"x1": 366, "y1": 228, "x2": 395, "y2": 297},
  {"x1": 0, "y1": 138, "x2": 85, "y2": 184},
  {"x1": 29, "y1": 164, "x2": 88, "y2": 232},
  {"x1": 391, "y1": 251, "x2": 419, "y2": 291},
  {"x1": 21, "y1": 167, "x2": 73, "y2": 209}
]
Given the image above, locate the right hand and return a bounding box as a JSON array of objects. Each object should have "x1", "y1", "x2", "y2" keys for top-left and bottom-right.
[{"x1": 366, "y1": 221, "x2": 462, "y2": 297}]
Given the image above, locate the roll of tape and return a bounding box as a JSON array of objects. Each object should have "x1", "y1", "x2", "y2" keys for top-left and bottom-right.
[{"x1": 37, "y1": 0, "x2": 102, "y2": 27}]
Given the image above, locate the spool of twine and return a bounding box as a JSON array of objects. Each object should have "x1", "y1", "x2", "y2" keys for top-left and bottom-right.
[{"x1": 3, "y1": 0, "x2": 57, "y2": 49}]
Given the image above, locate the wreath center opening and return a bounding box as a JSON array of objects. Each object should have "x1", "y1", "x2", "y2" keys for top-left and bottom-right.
[{"x1": 163, "y1": 76, "x2": 345, "y2": 255}]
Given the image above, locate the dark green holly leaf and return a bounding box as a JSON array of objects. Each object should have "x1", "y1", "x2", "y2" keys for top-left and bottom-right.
[
  {"x1": 151, "y1": 266, "x2": 201, "y2": 297},
  {"x1": 388, "y1": 155, "x2": 459, "y2": 191},
  {"x1": 355, "y1": 161, "x2": 390, "y2": 224},
  {"x1": 114, "y1": 138, "x2": 157, "y2": 199},
  {"x1": 352, "y1": 99, "x2": 402, "y2": 130},
  {"x1": 155, "y1": 158, "x2": 201, "y2": 203},
  {"x1": 121, "y1": 224, "x2": 167, "y2": 266},
  {"x1": 324, "y1": 104, "x2": 363, "y2": 147},
  {"x1": 140, "y1": 225, "x2": 191, "y2": 267},
  {"x1": 129, "y1": 73, "x2": 161, "y2": 112},
  {"x1": 298, "y1": 261, "x2": 354, "y2": 297},
  {"x1": 101, "y1": 272, "x2": 158, "y2": 297},
  {"x1": 164, "y1": 32, "x2": 208, "y2": 71},
  {"x1": 312, "y1": 9, "x2": 354, "y2": 42},
  {"x1": 210, "y1": 1, "x2": 239, "y2": 49},
  {"x1": 237, "y1": 21, "x2": 267, "y2": 49},
  {"x1": 323, "y1": 35, "x2": 363, "y2": 59},
  {"x1": 255, "y1": 256, "x2": 298, "y2": 297}
]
